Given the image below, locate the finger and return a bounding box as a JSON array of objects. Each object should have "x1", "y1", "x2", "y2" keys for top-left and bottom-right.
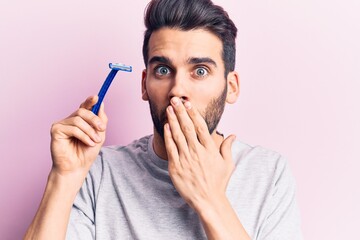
[
  {"x1": 163, "y1": 123, "x2": 180, "y2": 166},
  {"x1": 166, "y1": 105, "x2": 190, "y2": 156},
  {"x1": 170, "y1": 97, "x2": 199, "y2": 149},
  {"x1": 220, "y1": 134, "x2": 236, "y2": 163},
  {"x1": 61, "y1": 115, "x2": 103, "y2": 144},
  {"x1": 70, "y1": 107, "x2": 106, "y2": 132},
  {"x1": 79, "y1": 95, "x2": 98, "y2": 110},
  {"x1": 183, "y1": 101, "x2": 213, "y2": 148},
  {"x1": 52, "y1": 123, "x2": 96, "y2": 147},
  {"x1": 97, "y1": 102, "x2": 108, "y2": 127}
]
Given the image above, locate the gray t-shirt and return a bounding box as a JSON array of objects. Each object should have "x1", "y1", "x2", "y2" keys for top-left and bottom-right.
[{"x1": 66, "y1": 135, "x2": 302, "y2": 239}]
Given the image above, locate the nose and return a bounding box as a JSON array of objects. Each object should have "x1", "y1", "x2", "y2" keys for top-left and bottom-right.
[{"x1": 167, "y1": 72, "x2": 189, "y2": 102}]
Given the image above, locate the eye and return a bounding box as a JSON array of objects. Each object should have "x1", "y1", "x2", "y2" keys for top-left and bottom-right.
[
  {"x1": 194, "y1": 67, "x2": 208, "y2": 77},
  {"x1": 155, "y1": 66, "x2": 171, "y2": 76}
]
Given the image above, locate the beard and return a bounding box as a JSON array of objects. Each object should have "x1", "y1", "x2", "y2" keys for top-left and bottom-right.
[{"x1": 148, "y1": 85, "x2": 227, "y2": 140}]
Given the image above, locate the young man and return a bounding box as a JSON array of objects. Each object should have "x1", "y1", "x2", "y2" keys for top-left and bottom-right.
[{"x1": 25, "y1": 0, "x2": 302, "y2": 239}]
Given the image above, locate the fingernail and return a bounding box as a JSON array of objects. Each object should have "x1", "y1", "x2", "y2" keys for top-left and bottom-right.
[
  {"x1": 184, "y1": 101, "x2": 192, "y2": 109},
  {"x1": 168, "y1": 106, "x2": 174, "y2": 114},
  {"x1": 171, "y1": 97, "x2": 179, "y2": 106},
  {"x1": 95, "y1": 133, "x2": 101, "y2": 142},
  {"x1": 98, "y1": 122, "x2": 104, "y2": 130}
]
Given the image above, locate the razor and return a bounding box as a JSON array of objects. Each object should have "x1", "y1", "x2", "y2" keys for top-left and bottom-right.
[{"x1": 91, "y1": 63, "x2": 132, "y2": 115}]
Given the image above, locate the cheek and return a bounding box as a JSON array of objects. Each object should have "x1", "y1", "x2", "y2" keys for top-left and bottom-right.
[
  {"x1": 147, "y1": 80, "x2": 170, "y2": 103},
  {"x1": 190, "y1": 98, "x2": 209, "y2": 117},
  {"x1": 190, "y1": 83, "x2": 225, "y2": 114}
]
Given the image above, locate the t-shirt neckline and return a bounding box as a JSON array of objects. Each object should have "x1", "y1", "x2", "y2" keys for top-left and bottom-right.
[{"x1": 147, "y1": 135, "x2": 169, "y2": 171}]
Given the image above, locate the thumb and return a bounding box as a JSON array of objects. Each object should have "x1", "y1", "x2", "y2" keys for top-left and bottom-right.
[
  {"x1": 97, "y1": 103, "x2": 108, "y2": 142},
  {"x1": 98, "y1": 102, "x2": 108, "y2": 125},
  {"x1": 80, "y1": 95, "x2": 98, "y2": 110},
  {"x1": 220, "y1": 134, "x2": 236, "y2": 162}
]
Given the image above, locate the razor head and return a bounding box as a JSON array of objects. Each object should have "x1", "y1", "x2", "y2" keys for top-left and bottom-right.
[{"x1": 109, "y1": 63, "x2": 132, "y2": 72}]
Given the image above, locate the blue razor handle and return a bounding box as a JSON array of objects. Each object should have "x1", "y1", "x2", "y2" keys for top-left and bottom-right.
[{"x1": 92, "y1": 63, "x2": 132, "y2": 115}]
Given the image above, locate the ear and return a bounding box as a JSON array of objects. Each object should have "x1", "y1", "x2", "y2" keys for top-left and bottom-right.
[
  {"x1": 141, "y1": 69, "x2": 149, "y2": 101},
  {"x1": 226, "y1": 71, "x2": 240, "y2": 104}
]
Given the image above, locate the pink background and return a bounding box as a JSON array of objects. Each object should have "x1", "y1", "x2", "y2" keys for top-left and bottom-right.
[{"x1": 1, "y1": 0, "x2": 359, "y2": 239}]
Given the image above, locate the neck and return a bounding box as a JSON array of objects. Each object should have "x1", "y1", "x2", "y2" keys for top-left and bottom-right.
[{"x1": 152, "y1": 128, "x2": 225, "y2": 160}]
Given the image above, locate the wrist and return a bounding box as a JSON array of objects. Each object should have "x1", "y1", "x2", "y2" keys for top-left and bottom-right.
[
  {"x1": 195, "y1": 194, "x2": 229, "y2": 220},
  {"x1": 47, "y1": 168, "x2": 87, "y2": 197},
  {"x1": 195, "y1": 195, "x2": 251, "y2": 240}
]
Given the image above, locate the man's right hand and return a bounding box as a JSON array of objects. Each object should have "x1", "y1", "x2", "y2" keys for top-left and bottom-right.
[
  {"x1": 24, "y1": 95, "x2": 108, "y2": 240},
  {"x1": 50, "y1": 95, "x2": 108, "y2": 179}
]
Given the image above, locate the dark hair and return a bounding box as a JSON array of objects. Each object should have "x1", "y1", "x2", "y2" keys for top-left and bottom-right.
[{"x1": 142, "y1": 0, "x2": 237, "y2": 77}]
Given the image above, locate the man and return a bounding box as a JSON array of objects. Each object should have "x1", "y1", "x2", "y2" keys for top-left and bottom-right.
[{"x1": 25, "y1": 0, "x2": 302, "y2": 239}]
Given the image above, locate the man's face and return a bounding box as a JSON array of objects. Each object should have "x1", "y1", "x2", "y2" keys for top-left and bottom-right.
[{"x1": 142, "y1": 28, "x2": 229, "y2": 139}]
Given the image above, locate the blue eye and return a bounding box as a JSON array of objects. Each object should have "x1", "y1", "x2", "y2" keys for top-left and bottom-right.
[
  {"x1": 155, "y1": 66, "x2": 171, "y2": 75},
  {"x1": 195, "y1": 67, "x2": 208, "y2": 77}
]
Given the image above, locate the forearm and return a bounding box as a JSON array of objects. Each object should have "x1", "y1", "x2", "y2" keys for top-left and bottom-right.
[
  {"x1": 24, "y1": 170, "x2": 85, "y2": 240},
  {"x1": 197, "y1": 196, "x2": 251, "y2": 240}
]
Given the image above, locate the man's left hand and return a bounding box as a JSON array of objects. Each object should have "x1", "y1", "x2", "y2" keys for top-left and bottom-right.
[{"x1": 164, "y1": 96, "x2": 236, "y2": 211}]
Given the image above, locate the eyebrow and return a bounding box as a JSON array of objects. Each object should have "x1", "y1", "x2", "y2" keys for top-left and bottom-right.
[
  {"x1": 187, "y1": 57, "x2": 217, "y2": 68},
  {"x1": 148, "y1": 56, "x2": 172, "y2": 66},
  {"x1": 148, "y1": 56, "x2": 217, "y2": 68}
]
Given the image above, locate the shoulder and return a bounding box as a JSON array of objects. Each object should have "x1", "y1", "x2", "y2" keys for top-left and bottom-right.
[
  {"x1": 101, "y1": 135, "x2": 151, "y2": 158},
  {"x1": 88, "y1": 135, "x2": 152, "y2": 174},
  {"x1": 231, "y1": 140, "x2": 296, "y2": 193},
  {"x1": 232, "y1": 140, "x2": 288, "y2": 172}
]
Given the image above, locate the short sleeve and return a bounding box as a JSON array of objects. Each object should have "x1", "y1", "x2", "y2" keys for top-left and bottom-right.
[
  {"x1": 65, "y1": 156, "x2": 103, "y2": 239},
  {"x1": 66, "y1": 206, "x2": 95, "y2": 239},
  {"x1": 258, "y1": 157, "x2": 303, "y2": 240}
]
